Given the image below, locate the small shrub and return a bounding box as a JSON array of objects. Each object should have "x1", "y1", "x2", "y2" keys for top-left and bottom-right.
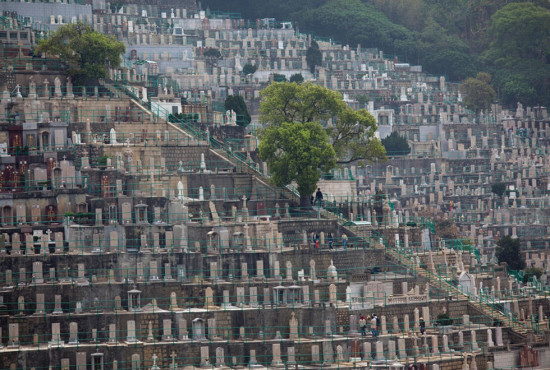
[
  {"x1": 523, "y1": 267, "x2": 543, "y2": 283},
  {"x1": 273, "y1": 73, "x2": 287, "y2": 82},
  {"x1": 289, "y1": 73, "x2": 304, "y2": 83},
  {"x1": 436, "y1": 313, "x2": 453, "y2": 326},
  {"x1": 491, "y1": 182, "x2": 506, "y2": 197},
  {"x1": 98, "y1": 155, "x2": 109, "y2": 167}
]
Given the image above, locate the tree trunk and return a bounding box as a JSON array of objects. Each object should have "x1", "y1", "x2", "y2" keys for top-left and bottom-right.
[
  {"x1": 300, "y1": 194, "x2": 312, "y2": 209},
  {"x1": 299, "y1": 194, "x2": 314, "y2": 216}
]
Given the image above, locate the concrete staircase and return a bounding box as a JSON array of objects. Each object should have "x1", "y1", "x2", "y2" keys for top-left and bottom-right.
[
  {"x1": 384, "y1": 246, "x2": 533, "y2": 339},
  {"x1": 103, "y1": 81, "x2": 543, "y2": 342},
  {"x1": 104, "y1": 80, "x2": 300, "y2": 203}
]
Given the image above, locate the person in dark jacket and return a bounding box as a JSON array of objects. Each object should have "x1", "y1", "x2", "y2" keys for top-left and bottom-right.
[
  {"x1": 315, "y1": 188, "x2": 323, "y2": 207},
  {"x1": 312, "y1": 232, "x2": 319, "y2": 248}
]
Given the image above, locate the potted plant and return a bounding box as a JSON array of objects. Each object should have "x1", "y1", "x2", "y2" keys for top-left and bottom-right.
[{"x1": 97, "y1": 155, "x2": 109, "y2": 169}]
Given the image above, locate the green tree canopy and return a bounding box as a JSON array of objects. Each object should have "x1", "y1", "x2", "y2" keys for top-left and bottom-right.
[
  {"x1": 258, "y1": 121, "x2": 336, "y2": 205},
  {"x1": 242, "y1": 63, "x2": 258, "y2": 75},
  {"x1": 485, "y1": 3, "x2": 550, "y2": 63},
  {"x1": 203, "y1": 48, "x2": 222, "y2": 59},
  {"x1": 459, "y1": 72, "x2": 496, "y2": 114},
  {"x1": 327, "y1": 107, "x2": 386, "y2": 164},
  {"x1": 273, "y1": 73, "x2": 287, "y2": 82},
  {"x1": 500, "y1": 76, "x2": 538, "y2": 107},
  {"x1": 35, "y1": 22, "x2": 125, "y2": 84},
  {"x1": 356, "y1": 94, "x2": 369, "y2": 108},
  {"x1": 260, "y1": 82, "x2": 386, "y2": 165},
  {"x1": 224, "y1": 95, "x2": 251, "y2": 127},
  {"x1": 306, "y1": 40, "x2": 322, "y2": 74},
  {"x1": 371, "y1": 0, "x2": 425, "y2": 31},
  {"x1": 496, "y1": 236, "x2": 525, "y2": 271},
  {"x1": 381, "y1": 131, "x2": 411, "y2": 156},
  {"x1": 483, "y1": 3, "x2": 550, "y2": 106},
  {"x1": 491, "y1": 182, "x2": 506, "y2": 197},
  {"x1": 289, "y1": 73, "x2": 304, "y2": 83},
  {"x1": 203, "y1": 48, "x2": 222, "y2": 69}
]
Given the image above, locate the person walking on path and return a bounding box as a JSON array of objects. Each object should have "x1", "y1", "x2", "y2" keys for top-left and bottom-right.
[
  {"x1": 315, "y1": 187, "x2": 323, "y2": 208},
  {"x1": 420, "y1": 317, "x2": 426, "y2": 335},
  {"x1": 371, "y1": 314, "x2": 378, "y2": 338},
  {"x1": 328, "y1": 232, "x2": 334, "y2": 250}
]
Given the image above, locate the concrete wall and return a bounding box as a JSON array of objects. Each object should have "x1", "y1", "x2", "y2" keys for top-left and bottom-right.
[{"x1": 318, "y1": 180, "x2": 357, "y2": 198}]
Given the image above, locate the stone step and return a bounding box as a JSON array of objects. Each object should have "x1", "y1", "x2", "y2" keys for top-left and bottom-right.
[{"x1": 385, "y1": 247, "x2": 535, "y2": 339}]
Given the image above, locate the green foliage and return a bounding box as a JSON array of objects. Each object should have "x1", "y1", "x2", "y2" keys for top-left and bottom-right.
[
  {"x1": 201, "y1": 0, "x2": 550, "y2": 102},
  {"x1": 523, "y1": 267, "x2": 543, "y2": 283},
  {"x1": 371, "y1": 0, "x2": 425, "y2": 31},
  {"x1": 421, "y1": 48, "x2": 477, "y2": 82},
  {"x1": 109, "y1": 1, "x2": 125, "y2": 13},
  {"x1": 301, "y1": 0, "x2": 414, "y2": 56},
  {"x1": 273, "y1": 73, "x2": 287, "y2": 82},
  {"x1": 296, "y1": 0, "x2": 476, "y2": 80},
  {"x1": 417, "y1": 18, "x2": 477, "y2": 80},
  {"x1": 259, "y1": 82, "x2": 386, "y2": 164},
  {"x1": 328, "y1": 108, "x2": 386, "y2": 165},
  {"x1": 97, "y1": 155, "x2": 110, "y2": 167},
  {"x1": 306, "y1": 40, "x2": 322, "y2": 74},
  {"x1": 35, "y1": 22, "x2": 125, "y2": 84},
  {"x1": 203, "y1": 48, "x2": 222, "y2": 69},
  {"x1": 203, "y1": 48, "x2": 222, "y2": 59},
  {"x1": 500, "y1": 77, "x2": 538, "y2": 107},
  {"x1": 459, "y1": 72, "x2": 496, "y2": 114},
  {"x1": 483, "y1": 3, "x2": 550, "y2": 106},
  {"x1": 485, "y1": 3, "x2": 550, "y2": 62},
  {"x1": 289, "y1": 73, "x2": 304, "y2": 83},
  {"x1": 491, "y1": 182, "x2": 506, "y2": 197},
  {"x1": 436, "y1": 313, "x2": 453, "y2": 326},
  {"x1": 260, "y1": 82, "x2": 343, "y2": 125},
  {"x1": 258, "y1": 121, "x2": 336, "y2": 197},
  {"x1": 356, "y1": 94, "x2": 369, "y2": 108},
  {"x1": 381, "y1": 131, "x2": 411, "y2": 156},
  {"x1": 242, "y1": 63, "x2": 258, "y2": 75},
  {"x1": 496, "y1": 236, "x2": 525, "y2": 271},
  {"x1": 224, "y1": 95, "x2": 251, "y2": 127}
]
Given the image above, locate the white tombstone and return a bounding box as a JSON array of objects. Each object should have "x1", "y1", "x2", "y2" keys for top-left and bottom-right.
[
  {"x1": 110, "y1": 128, "x2": 117, "y2": 144},
  {"x1": 374, "y1": 341, "x2": 385, "y2": 361},
  {"x1": 487, "y1": 329, "x2": 494, "y2": 347},
  {"x1": 471, "y1": 330, "x2": 479, "y2": 350},
  {"x1": 495, "y1": 327, "x2": 503, "y2": 346}
]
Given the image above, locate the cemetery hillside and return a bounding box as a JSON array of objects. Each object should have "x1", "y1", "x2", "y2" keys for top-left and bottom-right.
[
  {"x1": 202, "y1": 0, "x2": 550, "y2": 107},
  {"x1": 1, "y1": 0, "x2": 550, "y2": 369}
]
